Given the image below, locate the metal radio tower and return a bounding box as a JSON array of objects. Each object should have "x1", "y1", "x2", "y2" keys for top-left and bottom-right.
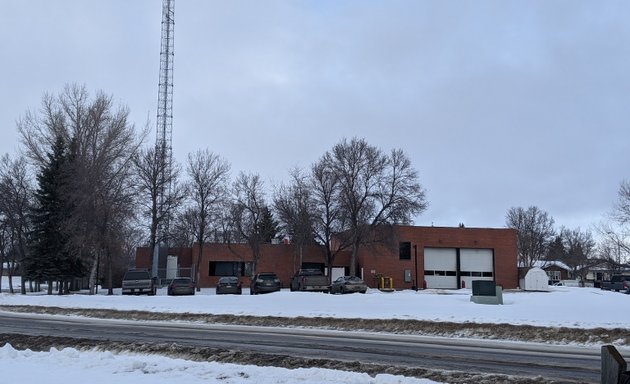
[{"x1": 153, "y1": 0, "x2": 175, "y2": 279}]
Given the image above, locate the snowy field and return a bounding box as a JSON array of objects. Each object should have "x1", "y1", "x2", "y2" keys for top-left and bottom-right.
[
  {"x1": 2, "y1": 276, "x2": 629, "y2": 383},
  {"x1": 1, "y1": 278, "x2": 629, "y2": 329}
]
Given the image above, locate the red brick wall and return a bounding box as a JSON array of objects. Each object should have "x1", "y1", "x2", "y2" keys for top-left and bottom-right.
[
  {"x1": 134, "y1": 225, "x2": 518, "y2": 289},
  {"x1": 356, "y1": 226, "x2": 518, "y2": 289},
  {"x1": 135, "y1": 247, "x2": 151, "y2": 269},
  {"x1": 191, "y1": 243, "x2": 338, "y2": 288}
]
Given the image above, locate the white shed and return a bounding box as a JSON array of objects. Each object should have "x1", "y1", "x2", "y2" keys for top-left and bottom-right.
[{"x1": 520, "y1": 267, "x2": 550, "y2": 291}]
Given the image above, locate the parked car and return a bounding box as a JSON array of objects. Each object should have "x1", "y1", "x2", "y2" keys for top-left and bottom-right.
[
  {"x1": 122, "y1": 269, "x2": 156, "y2": 296},
  {"x1": 329, "y1": 276, "x2": 368, "y2": 294},
  {"x1": 601, "y1": 275, "x2": 630, "y2": 292},
  {"x1": 250, "y1": 272, "x2": 281, "y2": 295},
  {"x1": 167, "y1": 277, "x2": 195, "y2": 296},
  {"x1": 216, "y1": 276, "x2": 242, "y2": 295},
  {"x1": 290, "y1": 269, "x2": 329, "y2": 292}
]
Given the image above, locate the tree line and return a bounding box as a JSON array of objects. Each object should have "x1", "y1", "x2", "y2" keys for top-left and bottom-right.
[
  {"x1": 0, "y1": 85, "x2": 428, "y2": 294},
  {"x1": 506, "y1": 193, "x2": 630, "y2": 280}
]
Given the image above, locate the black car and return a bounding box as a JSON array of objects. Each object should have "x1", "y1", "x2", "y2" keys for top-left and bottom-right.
[
  {"x1": 167, "y1": 277, "x2": 195, "y2": 296},
  {"x1": 216, "y1": 276, "x2": 242, "y2": 295},
  {"x1": 250, "y1": 272, "x2": 281, "y2": 295}
]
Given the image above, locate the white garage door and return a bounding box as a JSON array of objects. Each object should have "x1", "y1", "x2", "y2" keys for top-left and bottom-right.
[
  {"x1": 460, "y1": 248, "x2": 494, "y2": 289},
  {"x1": 424, "y1": 248, "x2": 457, "y2": 289},
  {"x1": 331, "y1": 267, "x2": 345, "y2": 282}
]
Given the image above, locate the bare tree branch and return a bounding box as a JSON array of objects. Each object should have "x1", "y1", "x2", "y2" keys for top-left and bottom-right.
[{"x1": 506, "y1": 206, "x2": 555, "y2": 268}]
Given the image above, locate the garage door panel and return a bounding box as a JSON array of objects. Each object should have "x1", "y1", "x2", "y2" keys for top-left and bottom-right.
[
  {"x1": 424, "y1": 248, "x2": 457, "y2": 289},
  {"x1": 424, "y1": 248, "x2": 495, "y2": 289},
  {"x1": 424, "y1": 248, "x2": 456, "y2": 270},
  {"x1": 460, "y1": 249, "x2": 493, "y2": 272},
  {"x1": 425, "y1": 275, "x2": 458, "y2": 289}
]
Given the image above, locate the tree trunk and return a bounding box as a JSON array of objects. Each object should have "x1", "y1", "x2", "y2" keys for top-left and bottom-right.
[
  {"x1": 7, "y1": 270, "x2": 15, "y2": 294},
  {"x1": 107, "y1": 248, "x2": 113, "y2": 295},
  {"x1": 88, "y1": 252, "x2": 98, "y2": 295},
  {"x1": 195, "y1": 242, "x2": 203, "y2": 291},
  {"x1": 349, "y1": 242, "x2": 359, "y2": 277}
]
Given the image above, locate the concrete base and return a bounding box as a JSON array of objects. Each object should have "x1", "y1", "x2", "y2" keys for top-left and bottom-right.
[{"x1": 470, "y1": 286, "x2": 503, "y2": 305}]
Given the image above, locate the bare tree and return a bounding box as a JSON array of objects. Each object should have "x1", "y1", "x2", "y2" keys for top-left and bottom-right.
[
  {"x1": 605, "y1": 181, "x2": 630, "y2": 266},
  {"x1": 0, "y1": 221, "x2": 8, "y2": 289},
  {"x1": 0, "y1": 154, "x2": 33, "y2": 294},
  {"x1": 596, "y1": 220, "x2": 629, "y2": 273},
  {"x1": 231, "y1": 172, "x2": 272, "y2": 275},
  {"x1": 506, "y1": 206, "x2": 556, "y2": 268},
  {"x1": 273, "y1": 168, "x2": 316, "y2": 271},
  {"x1": 18, "y1": 84, "x2": 146, "y2": 294},
  {"x1": 132, "y1": 146, "x2": 184, "y2": 275},
  {"x1": 170, "y1": 207, "x2": 199, "y2": 248},
  {"x1": 613, "y1": 180, "x2": 630, "y2": 225},
  {"x1": 324, "y1": 138, "x2": 427, "y2": 276},
  {"x1": 186, "y1": 149, "x2": 231, "y2": 289},
  {"x1": 309, "y1": 159, "x2": 351, "y2": 279},
  {"x1": 561, "y1": 227, "x2": 596, "y2": 283}
]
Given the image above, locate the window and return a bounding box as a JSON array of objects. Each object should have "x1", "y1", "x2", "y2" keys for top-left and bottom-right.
[
  {"x1": 301, "y1": 262, "x2": 325, "y2": 273},
  {"x1": 546, "y1": 270, "x2": 561, "y2": 282},
  {"x1": 461, "y1": 271, "x2": 494, "y2": 278},
  {"x1": 399, "y1": 242, "x2": 411, "y2": 260},
  {"x1": 209, "y1": 261, "x2": 245, "y2": 276}
]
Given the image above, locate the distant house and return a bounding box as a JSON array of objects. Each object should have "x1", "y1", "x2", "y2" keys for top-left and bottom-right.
[
  {"x1": 538, "y1": 260, "x2": 573, "y2": 284},
  {"x1": 518, "y1": 260, "x2": 573, "y2": 285},
  {"x1": 586, "y1": 262, "x2": 630, "y2": 288}
]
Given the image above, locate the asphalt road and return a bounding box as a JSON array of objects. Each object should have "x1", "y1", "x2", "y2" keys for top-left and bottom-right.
[{"x1": 0, "y1": 311, "x2": 601, "y2": 383}]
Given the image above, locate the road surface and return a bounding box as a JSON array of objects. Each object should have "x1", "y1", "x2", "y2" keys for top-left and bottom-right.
[{"x1": 0, "y1": 311, "x2": 601, "y2": 383}]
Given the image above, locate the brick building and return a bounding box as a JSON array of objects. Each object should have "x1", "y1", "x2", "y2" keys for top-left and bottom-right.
[{"x1": 135, "y1": 225, "x2": 518, "y2": 290}]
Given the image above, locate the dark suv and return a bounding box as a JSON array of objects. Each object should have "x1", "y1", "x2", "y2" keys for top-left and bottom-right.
[{"x1": 250, "y1": 272, "x2": 281, "y2": 295}]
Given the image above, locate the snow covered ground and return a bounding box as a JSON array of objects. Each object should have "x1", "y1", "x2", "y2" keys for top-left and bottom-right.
[
  {"x1": 0, "y1": 344, "x2": 436, "y2": 384},
  {"x1": 2, "y1": 280, "x2": 629, "y2": 329},
  {"x1": 2, "y1": 276, "x2": 629, "y2": 383}
]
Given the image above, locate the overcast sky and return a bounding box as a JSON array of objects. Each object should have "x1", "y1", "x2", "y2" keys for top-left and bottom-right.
[{"x1": 2, "y1": 1, "x2": 629, "y2": 231}]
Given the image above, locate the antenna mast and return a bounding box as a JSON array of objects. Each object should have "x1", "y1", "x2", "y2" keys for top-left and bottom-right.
[{"x1": 153, "y1": 0, "x2": 175, "y2": 279}]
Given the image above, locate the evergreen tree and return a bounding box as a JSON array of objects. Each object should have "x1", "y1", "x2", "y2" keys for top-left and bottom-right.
[
  {"x1": 546, "y1": 235, "x2": 566, "y2": 262},
  {"x1": 258, "y1": 206, "x2": 279, "y2": 243},
  {"x1": 27, "y1": 135, "x2": 73, "y2": 293}
]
